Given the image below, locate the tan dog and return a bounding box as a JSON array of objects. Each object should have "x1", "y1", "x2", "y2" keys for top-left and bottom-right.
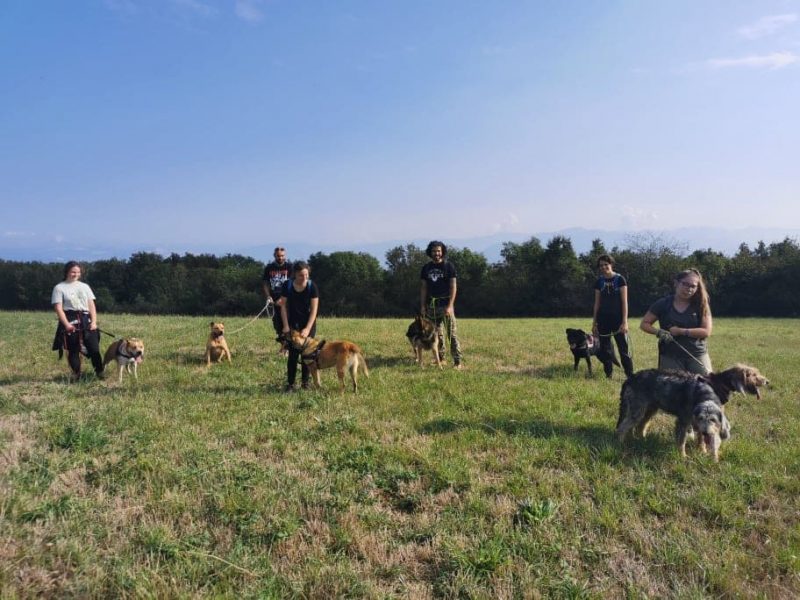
[
  {"x1": 405, "y1": 314, "x2": 442, "y2": 369},
  {"x1": 205, "y1": 322, "x2": 232, "y2": 366},
  {"x1": 290, "y1": 330, "x2": 369, "y2": 393},
  {"x1": 103, "y1": 337, "x2": 145, "y2": 383}
]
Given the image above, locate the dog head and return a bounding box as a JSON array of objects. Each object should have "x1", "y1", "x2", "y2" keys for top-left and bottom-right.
[
  {"x1": 692, "y1": 400, "x2": 730, "y2": 461},
  {"x1": 707, "y1": 364, "x2": 769, "y2": 402},
  {"x1": 734, "y1": 364, "x2": 769, "y2": 400},
  {"x1": 565, "y1": 328, "x2": 589, "y2": 349},
  {"x1": 124, "y1": 337, "x2": 145, "y2": 363},
  {"x1": 209, "y1": 322, "x2": 225, "y2": 339},
  {"x1": 289, "y1": 330, "x2": 320, "y2": 353},
  {"x1": 407, "y1": 314, "x2": 435, "y2": 340}
]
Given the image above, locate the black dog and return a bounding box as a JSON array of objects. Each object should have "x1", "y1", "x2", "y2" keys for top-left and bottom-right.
[{"x1": 565, "y1": 328, "x2": 620, "y2": 377}]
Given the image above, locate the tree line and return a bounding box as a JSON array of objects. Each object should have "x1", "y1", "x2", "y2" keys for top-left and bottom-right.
[{"x1": 2, "y1": 234, "x2": 799, "y2": 318}]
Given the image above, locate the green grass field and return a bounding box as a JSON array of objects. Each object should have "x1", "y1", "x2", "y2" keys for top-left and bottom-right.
[{"x1": 1, "y1": 311, "x2": 798, "y2": 598}]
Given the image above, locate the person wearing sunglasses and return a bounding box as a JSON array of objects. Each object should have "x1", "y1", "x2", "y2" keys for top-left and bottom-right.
[{"x1": 640, "y1": 268, "x2": 713, "y2": 374}]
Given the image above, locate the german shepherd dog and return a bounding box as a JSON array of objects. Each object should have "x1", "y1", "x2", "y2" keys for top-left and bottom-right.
[
  {"x1": 565, "y1": 328, "x2": 620, "y2": 377},
  {"x1": 289, "y1": 330, "x2": 369, "y2": 393},
  {"x1": 616, "y1": 364, "x2": 768, "y2": 460},
  {"x1": 406, "y1": 314, "x2": 442, "y2": 369}
]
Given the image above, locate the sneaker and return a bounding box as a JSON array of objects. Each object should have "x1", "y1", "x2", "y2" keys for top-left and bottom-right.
[
  {"x1": 95, "y1": 370, "x2": 106, "y2": 380},
  {"x1": 454, "y1": 363, "x2": 464, "y2": 370},
  {"x1": 300, "y1": 381, "x2": 310, "y2": 390},
  {"x1": 284, "y1": 384, "x2": 297, "y2": 394},
  {"x1": 69, "y1": 372, "x2": 81, "y2": 383}
]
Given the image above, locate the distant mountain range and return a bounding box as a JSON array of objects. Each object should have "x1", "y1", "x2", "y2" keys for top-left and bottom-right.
[{"x1": 3, "y1": 227, "x2": 798, "y2": 265}]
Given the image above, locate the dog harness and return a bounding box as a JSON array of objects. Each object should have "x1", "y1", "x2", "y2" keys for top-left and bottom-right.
[
  {"x1": 301, "y1": 340, "x2": 326, "y2": 367},
  {"x1": 116, "y1": 343, "x2": 139, "y2": 360}
]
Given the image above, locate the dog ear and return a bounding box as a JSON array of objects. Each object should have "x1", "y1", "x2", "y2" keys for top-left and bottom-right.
[{"x1": 733, "y1": 371, "x2": 747, "y2": 394}]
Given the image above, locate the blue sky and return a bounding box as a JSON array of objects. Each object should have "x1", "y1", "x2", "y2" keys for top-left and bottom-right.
[{"x1": 1, "y1": 1, "x2": 799, "y2": 257}]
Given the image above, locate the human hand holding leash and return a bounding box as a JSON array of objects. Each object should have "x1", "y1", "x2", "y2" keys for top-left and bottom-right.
[{"x1": 656, "y1": 329, "x2": 673, "y2": 343}]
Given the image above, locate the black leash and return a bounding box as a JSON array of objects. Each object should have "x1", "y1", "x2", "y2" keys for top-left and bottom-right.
[{"x1": 98, "y1": 328, "x2": 119, "y2": 339}]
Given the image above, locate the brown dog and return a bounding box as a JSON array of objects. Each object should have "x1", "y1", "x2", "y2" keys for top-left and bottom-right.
[
  {"x1": 205, "y1": 322, "x2": 232, "y2": 366},
  {"x1": 290, "y1": 330, "x2": 369, "y2": 393},
  {"x1": 406, "y1": 314, "x2": 442, "y2": 369},
  {"x1": 103, "y1": 337, "x2": 145, "y2": 383}
]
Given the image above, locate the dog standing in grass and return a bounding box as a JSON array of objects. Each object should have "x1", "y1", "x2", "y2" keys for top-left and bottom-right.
[
  {"x1": 103, "y1": 338, "x2": 145, "y2": 383},
  {"x1": 616, "y1": 364, "x2": 768, "y2": 460},
  {"x1": 205, "y1": 322, "x2": 232, "y2": 366},
  {"x1": 566, "y1": 327, "x2": 620, "y2": 377},
  {"x1": 290, "y1": 330, "x2": 369, "y2": 393},
  {"x1": 406, "y1": 314, "x2": 442, "y2": 368}
]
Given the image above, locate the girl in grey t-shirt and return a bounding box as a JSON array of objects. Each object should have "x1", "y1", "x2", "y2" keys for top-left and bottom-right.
[{"x1": 640, "y1": 268, "x2": 713, "y2": 375}]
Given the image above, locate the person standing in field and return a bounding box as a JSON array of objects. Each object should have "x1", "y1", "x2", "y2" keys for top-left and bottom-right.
[
  {"x1": 262, "y1": 246, "x2": 293, "y2": 355},
  {"x1": 280, "y1": 261, "x2": 319, "y2": 392},
  {"x1": 592, "y1": 254, "x2": 634, "y2": 378},
  {"x1": 420, "y1": 240, "x2": 463, "y2": 369},
  {"x1": 51, "y1": 261, "x2": 105, "y2": 382},
  {"x1": 640, "y1": 268, "x2": 713, "y2": 375}
]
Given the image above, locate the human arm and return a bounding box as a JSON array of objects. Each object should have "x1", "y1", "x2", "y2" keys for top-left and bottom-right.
[
  {"x1": 280, "y1": 300, "x2": 290, "y2": 333},
  {"x1": 591, "y1": 289, "x2": 601, "y2": 334},
  {"x1": 640, "y1": 311, "x2": 660, "y2": 336},
  {"x1": 641, "y1": 310, "x2": 672, "y2": 342},
  {"x1": 444, "y1": 278, "x2": 457, "y2": 317},
  {"x1": 669, "y1": 313, "x2": 712, "y2": 340},
  {"x1": 88, "y1": 298, "x2": 98, "y2": 331},
  {"x1": 420, "y1": 280, "x2": 427, "y2": 314},
  {"x1": 619, "y1": 285, "x2": 629, "y2": 334},
  {"x1": 300, "y1": 297, "x2": 319, "y2": 339},
  {"x1": 53, "y1": 303, "x2": 75, "y2": 333}
]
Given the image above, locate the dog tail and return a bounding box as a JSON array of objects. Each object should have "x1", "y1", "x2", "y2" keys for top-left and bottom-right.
[{"x1": 359, "y1": 352, "x2": 370, "y2": 378}]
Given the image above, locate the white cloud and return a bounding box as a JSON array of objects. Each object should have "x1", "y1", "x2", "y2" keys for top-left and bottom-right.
[
  {"x1": 490, "y1": 213, "x2": 520, "y2": 234},
  {"x1": 738, "y1": 14, "x2": 797, "y2": 40},
  {"x1": 619, "y1": 206, "x2": 659, "y2": 230},
  {"x1": 235, "y1": 0, "x2": 264, "y2": 23},
  {"x1": 705, "y1": 51, "x2": 799, "y2": 70}
]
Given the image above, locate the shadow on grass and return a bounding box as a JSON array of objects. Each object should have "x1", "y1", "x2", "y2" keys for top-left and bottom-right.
[
  {"x1": 534, "y1": 363, "x2": 626, "y2": 381},
  {"x1": 418, "y1": 415, "x2": 674, "y2": 464},
  {"x1": 365, "y1": 354, "x2": 416, "y2": 369}
]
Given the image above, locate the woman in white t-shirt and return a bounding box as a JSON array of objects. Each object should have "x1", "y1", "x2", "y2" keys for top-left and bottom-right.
[{"x1": 52, "y1": 261, "x2": 105, "y2": 381}]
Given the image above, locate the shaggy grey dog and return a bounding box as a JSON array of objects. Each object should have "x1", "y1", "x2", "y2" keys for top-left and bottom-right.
[{"x1": 616, "y1": 364, "x2": 767, "y2": 459}]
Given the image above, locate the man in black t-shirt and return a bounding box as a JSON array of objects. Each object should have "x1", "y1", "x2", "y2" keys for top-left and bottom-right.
[
  {"x1": 262, "y1": 247, "x2": 292, "y2": 354},
  {"x1": 420, "y1": 241, "x2": 463, "y2": 369}
]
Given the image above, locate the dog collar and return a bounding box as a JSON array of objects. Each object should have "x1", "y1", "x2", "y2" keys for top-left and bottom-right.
[{"x1": 117, "y1": 345, "x2": 135, "y2": 359}]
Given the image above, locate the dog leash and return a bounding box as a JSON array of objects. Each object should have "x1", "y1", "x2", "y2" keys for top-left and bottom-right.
[
  {"x1": 593, "y1": 328, "x2": 634, "y2": 362},
  {"x1": 664, "y1": 336, "x2": 708, "y2": 370},
  {"x1": 225, "y1": 300, "x2": 275, "y2": 336},
  {"x1": 429, "y1": 297, "x2": 453, "y2": 349}
]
